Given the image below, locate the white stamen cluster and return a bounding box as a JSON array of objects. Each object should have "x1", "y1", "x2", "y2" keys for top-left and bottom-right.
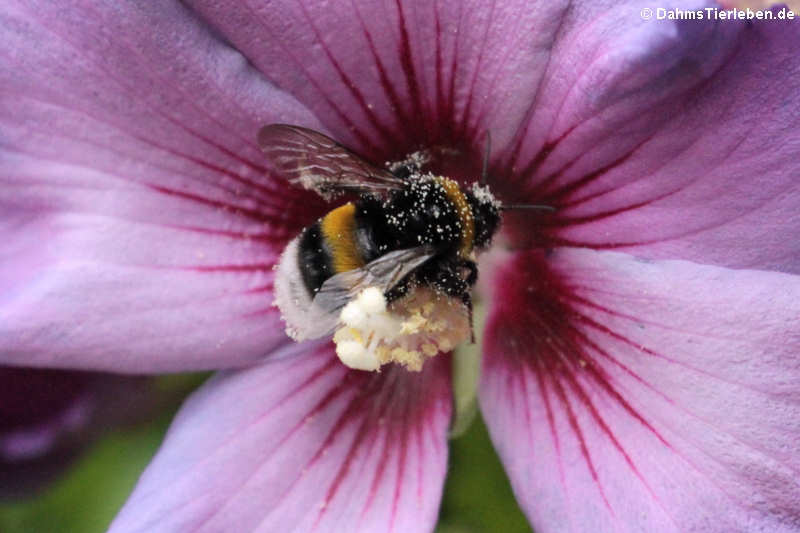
[{"x1": 333, "y1": 286, "x2": 471, "y2": 372}]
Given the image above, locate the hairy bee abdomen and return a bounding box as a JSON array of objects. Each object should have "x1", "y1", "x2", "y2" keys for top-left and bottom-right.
[{"x1": 298, "y1": 202, "x2": 366, "y2": 295}]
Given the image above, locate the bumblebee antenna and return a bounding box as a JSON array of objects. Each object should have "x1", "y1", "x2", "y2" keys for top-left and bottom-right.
[
  {"x1": 480, "y1": 132, "x2": 491, "y2": 186},
  {"x1": 500, "y1": 204, "x2": 556, "y2": 212}
]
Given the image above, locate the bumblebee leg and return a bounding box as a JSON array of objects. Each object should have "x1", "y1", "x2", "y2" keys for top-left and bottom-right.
[
  {"x1": 462, "y1": 260, "x2": 478, "y2": 286},
  {"x1": 461, "y1": 292, "x2": 475, "y2": 344},
  {"x1": 435, "y1": 264, "x2": 476, "y2": 343},
  {"x1": 432, "y1": 265, "x2": 469, "y2": 298},
  {"x1": 385, "y1": 277, "x2": 411, "y2": 303}
]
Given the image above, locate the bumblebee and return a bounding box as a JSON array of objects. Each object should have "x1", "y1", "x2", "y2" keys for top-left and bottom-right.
[{"x1": 260, "y1": 124, "x2": 503, "y2": 369}]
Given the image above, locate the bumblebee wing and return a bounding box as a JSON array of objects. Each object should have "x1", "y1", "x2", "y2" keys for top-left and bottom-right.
[
  {"x1": 294, "y1": 247, "x2": 433, "y2": 339},
  {"x1": 314, "y1": 247, "x2": 433, "y2": 313},
  {"x1": 258, "y1": 124, "x2": 405, "y2": 200}
]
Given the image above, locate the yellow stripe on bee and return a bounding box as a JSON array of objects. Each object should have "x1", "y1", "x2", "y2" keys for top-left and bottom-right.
[
  {"x1": 320, "y1": 202, "x2": 365, "y2": 273},
  {"x1": 436, "y1": 177, "x2": 474, "y2": 257}
]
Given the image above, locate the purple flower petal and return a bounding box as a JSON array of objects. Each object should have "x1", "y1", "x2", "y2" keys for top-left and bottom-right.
[
  {"x1": 0, "y1": 1, "x2": 328, "y2": 371},
  {"x1": 110, "y1": 343, "x2": 451, "y2": 533},
  {"x1": 480, "y1": 248, "x2": 800, "y2": 533},
  {"x1": 184, "y1": 0, "x2": 591, "y2": 159},
  {"x1": 497, "y1": 7, "x2": 800, "y2": 273}
]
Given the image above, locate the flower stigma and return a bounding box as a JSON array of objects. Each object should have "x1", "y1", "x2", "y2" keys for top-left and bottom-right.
[{"x1": 333, "y1": 286, "x2": 471, "y2": 372}]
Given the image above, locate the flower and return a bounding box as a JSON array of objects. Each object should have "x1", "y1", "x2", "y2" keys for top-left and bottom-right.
[{"x1": 1, "y1": 1, "x2": 799, "y2": 532}]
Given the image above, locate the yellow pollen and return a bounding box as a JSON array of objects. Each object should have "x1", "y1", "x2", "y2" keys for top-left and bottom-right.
[{"x1": 333, "y1": 286, "x2": 471, "y2": 372}]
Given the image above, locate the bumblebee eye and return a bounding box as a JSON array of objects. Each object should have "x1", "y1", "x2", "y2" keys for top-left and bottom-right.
[{"x1": 391, "y1": 165, "x2": 414, "y2": 180}]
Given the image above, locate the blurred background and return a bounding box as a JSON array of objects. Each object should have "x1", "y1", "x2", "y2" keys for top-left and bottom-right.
[{"x1": 0, "y1": 370, "x2": 532, "y2": 533}]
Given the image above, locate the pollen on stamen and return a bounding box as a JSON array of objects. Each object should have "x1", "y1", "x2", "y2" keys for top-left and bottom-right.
[{"x1": 333, "y1": 286, "x2": 471, "y2": 372}]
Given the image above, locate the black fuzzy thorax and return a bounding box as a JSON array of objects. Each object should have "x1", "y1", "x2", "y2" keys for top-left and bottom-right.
[{"x1": 356, "y1": 178, "x2": 464, "y2": 262}]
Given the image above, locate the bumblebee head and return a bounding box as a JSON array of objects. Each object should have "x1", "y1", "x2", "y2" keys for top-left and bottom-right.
[{"x1": 467, "y1": 183, "x2": 501, "y2": 249}]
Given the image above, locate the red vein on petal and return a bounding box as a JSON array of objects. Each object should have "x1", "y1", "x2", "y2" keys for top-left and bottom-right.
[
  {"x1": 549, "y1": 371, "x2": 613, "y2": 514},
  {"x1": 514, "y1": 357, "x2": 536, "y2": 449},
  {"x1": 516, "y1": 258, "x2": 674, "y2": 450},
  {"x1": 492, "y1": 126, "x2": 575, "y2": 201},
  {"x1": 540, "y1": 128, "x2": 752, "y2": 230},
  {"x1": 311, "y1": 371, "x2": 399, "y2": 526},
  {"x1": 562, "y1": 353, "x2": 663, "y2": 496},
  {"x1": 567, "y1": 318, "x2": 678, "y2": 412},
  {"x1": 314, "y1": 363, "x2": 447, "y2": 530},
  {"x1": 529, "y1": 353, "x2": 565, "y2": 485},
  {"x1": 468, "y1": 5, "x2": 530, "y2": 139},
  {"x1": 389, "y1": 381, "x2": 412, "y2": 533},
  {"x1": 569, "y1": 332, "x2": 758, "y2": 514},
  {"x1": 3, "y1": 97, "x2": 288, "y2": 209},
  {"x1": 357, "y1": 419, "x2": 394, "y2": 527},
  {"x1": 393, "y1": 0, "x2": 427, "y2": 136},
  {"x1": 2, "y1": 115, "x2": 300, "y2": 233},
  {"x1": 531, "y1": 133, "x2": 652, "y2": 205},
  {"x1": 561, "y1": 358, "x2": 681, "y2": 528},
  {"x1": 297, "y1": 0, "x2": 397, "y2": 149},
  {"x1": 351, "y1": 3, "x2": 409, "y2": 147},
  {"x1": 567, "y1": 294, "x2": 783, "y2": 396},
  {"x1": 163, "y1": 225, "x2": 292, "y2": 244},
  {"x1": 433, "y1": 2, "x2": 446, "y2": 132},
  {"x1": 542, "y1": 198, "x2": 658, "y2": 229},
  {"x1": 75, "y1": 1, "x2": 273, "y2": 163},
  {"x1": 165, "y1": 354, "x2": 341, "y2": 514},
  {"x1": 243, "y1": 282, "x2": 275, "y2": 294},
  {"x1": 524, "y1": 24, "x2": 742, "y2": 206},
  {"x1": 144, "y1": 183, "x2": 276, "y2": 223},
  {"x1": 502, "y1": 2, "x2": 573, "y2": 174},
  {"x1": 457, "y1": 0, "x2": 496, "y2": 138},
  {"x1": 558, "y1": 261, "x2": 785, "y2": 507},
  {"x1": 553, "y1": 126, "x2": 709, "y2": 211},
  {"x1": 239, "y1": 0, "x2": 378, "y2": 154},
  {"x1": 446, "y1": 4, "x2": 463, "y2": 135},
  {"x1": 313, "y1": 410, "x2": 378, "y2": 528},
  {"x1": 542, "y1": 235, "x2": 651, "y2": 249},
  {"x1": 567, "y1": 283, "x2": 792, "y2": 350},
  {"x1": 193, "y1": 370, "x2": 354, "y2": 531},
  {"x1": 414, "y1": 405, "x2": 430, "y2": 507},
  {"x1": 560, "y1": 292, "x2": 800, "y2": 481},
  {"x1": 22, "y1": 3, "x2": 269, "y2": 175}
]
